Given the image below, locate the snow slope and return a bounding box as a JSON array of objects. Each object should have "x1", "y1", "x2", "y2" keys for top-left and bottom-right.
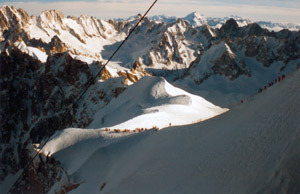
[
  {"x1": 88, "y1": 76, "x2": 227, "y2": 130},
  {"x1": 42, "y1": 76, "x2": 227, "y2": 160},
  {"x1": 44, "y1": 69, "x2": 300, "y2": 194},
  {"x1": 41, "y1": 76, "x2": 227, "y2": 185}
]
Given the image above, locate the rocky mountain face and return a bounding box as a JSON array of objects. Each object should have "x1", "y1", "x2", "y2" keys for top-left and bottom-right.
[
  {"x1": 1, "y1": 5, "x2": 300, "y2": 194},
  {"x1": 187, "y1": 19, "x2": 300, "y2": 82},
  {"x1": 0, "y1": 41, "x2": 126, "y2": 193}
]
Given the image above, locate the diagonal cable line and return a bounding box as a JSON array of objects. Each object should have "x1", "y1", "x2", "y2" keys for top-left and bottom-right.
[{"x1": 7, "y1": 0, "x2": 158, "y2": 193}]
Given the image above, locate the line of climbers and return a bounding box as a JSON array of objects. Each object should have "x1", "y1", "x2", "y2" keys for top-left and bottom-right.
[
  {"x1": 105, "y1": 122, "x2": 173, "y2": 134},
  {"x1": 241, "y1": 74, "x2": 286, "y2": 104},
  {"x1": 105, "y1": 125, "x2": 162, "y2": 134}
]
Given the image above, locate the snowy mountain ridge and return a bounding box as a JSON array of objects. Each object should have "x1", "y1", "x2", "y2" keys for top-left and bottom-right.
[{"x1": 88, "y1": 76, "x2": 227, "y2": 131}]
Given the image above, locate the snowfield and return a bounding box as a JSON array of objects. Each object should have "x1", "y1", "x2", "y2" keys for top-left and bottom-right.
[
  {"x1": 42, "y1": 70, "x2": 300, "y2": 194},
  {"x1": 42, "y1": 76, "x2": 227, "y2": 174}
]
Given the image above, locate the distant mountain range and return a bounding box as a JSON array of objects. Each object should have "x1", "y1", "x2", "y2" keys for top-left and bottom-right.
[{"x1": 150, "y1": 12, "x2": 300, "y2": 32}]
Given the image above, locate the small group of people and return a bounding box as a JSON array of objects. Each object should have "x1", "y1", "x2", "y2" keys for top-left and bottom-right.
[
  {"x1": 259, "y1": 74, "x2": 286, "y2": 93},
  {"x1": 241, "y1": 74, "x2": 286, "y2": 104}
]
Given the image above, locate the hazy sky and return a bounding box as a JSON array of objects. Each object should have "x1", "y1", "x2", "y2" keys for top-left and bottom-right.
[{"x1": 0, "y1": 0, "x2": 300, "y2": 23}]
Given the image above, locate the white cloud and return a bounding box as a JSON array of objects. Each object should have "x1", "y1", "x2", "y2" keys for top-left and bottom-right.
[{"x1": 0, "y1": 0, "x2": 300, "y2": 23}]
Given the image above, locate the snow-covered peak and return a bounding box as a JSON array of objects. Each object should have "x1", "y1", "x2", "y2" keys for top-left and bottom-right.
[
  {"x1": 190, "y1": 11, "x2": 202, "y2": 19},
  {"x1": 38, "y1": 9, "x2": 64, "y2": 25},
  {"x1": 183, "y1": 11, "x2": 207, "y2": 27},
  {"x1": 0, "y1": 5, "x2": 19, "y2": 19},
  {"x1": 0, "y1": 5, "x2": 30, "y2": 30}
]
